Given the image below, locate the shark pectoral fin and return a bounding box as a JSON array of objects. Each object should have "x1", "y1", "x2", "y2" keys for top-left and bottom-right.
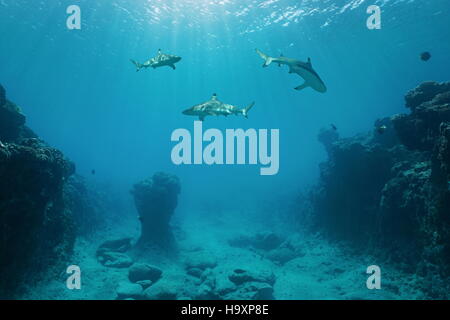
[
  {"x1": 294, "y1": 83, "x2": 309, "y2": 91},
  {"x1": 170, "y1": 64, "x2": 176, "y2": 70},
  {"x1": 199, "y1": 115, "x2": 205, "y2": 121}
]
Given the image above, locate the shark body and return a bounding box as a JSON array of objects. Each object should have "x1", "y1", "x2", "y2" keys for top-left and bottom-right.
[
  {"x1": 182, "y1": 94, "x2": 255, "y2": 121},
  {"x1": 256, "y1": 49, "x2": 327, "y2": 93},
  {"x1": 131, "y1": 49, "x2": 182, "y2": 72}
]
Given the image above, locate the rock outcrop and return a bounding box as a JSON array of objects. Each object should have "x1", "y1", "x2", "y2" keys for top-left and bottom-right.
[
  {"x1": 311, "y1": 81, "x2": 450, "y2": 297},
  {"x1": 131, "y1": 172, "x2": 181, "y2": 249},
  {"x1": 0, "y1": 84, "x2": 76, "y2": 298}
]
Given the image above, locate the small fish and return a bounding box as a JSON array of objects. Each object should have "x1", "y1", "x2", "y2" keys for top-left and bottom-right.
[
  {"x1": 130, "y1": 49, "x2": 182, "y2": 72},
  {"x1": 420, "y1": 52, "x2": 431, "y2": 61},
  {"x1": 91, "y1": 169, "x2": 96, "y2": 175},
  {"x1": 376, "y1": 125, "x2": 387, "y2": 134},
  {"x1": 330, "y1": 124, "x2": 337, "y2": 131},
  {"x1": 182, "y1": 94, "x2": 254, "y2": 122}
]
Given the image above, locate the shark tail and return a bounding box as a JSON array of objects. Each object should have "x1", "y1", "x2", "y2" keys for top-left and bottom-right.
[
  {"x1": 130, "y1": 59, "x2": 143, "y2": 72},
  {"x1": 255, "y1": 49, "x2": 273, "y2": 68},
  {"x1": 242, "y1": 102, "x2": 255, "y2": 119}
]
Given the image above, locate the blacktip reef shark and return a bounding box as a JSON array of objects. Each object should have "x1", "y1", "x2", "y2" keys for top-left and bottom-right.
[
  {"x1": 182, "y1": 94, "x2": 255, "y2": 121},
  {"x1": 130, "y1": 49, "x2": 182, "y2": 72},
  {"x1": 256, "y1": 49, "x2": 327, "y2": 93}
]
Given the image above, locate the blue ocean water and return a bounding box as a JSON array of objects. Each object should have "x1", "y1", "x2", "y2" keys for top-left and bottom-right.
[
  {"x1": 1, "y1": 0, "x2": 450, "y2": 300},
  {"x1": 1, "y1": 0, "x2": 448, "y2": 205}
]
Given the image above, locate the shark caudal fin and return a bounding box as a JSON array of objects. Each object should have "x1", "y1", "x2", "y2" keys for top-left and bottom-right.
[
  {"x1": 255, "y1": 49, "x2": 273, "y2": 68},
  {"x1": 130, "y1": 59, "x2": 142, "y2": 72},
  {"x1": 242, "y1": 102, "x2": 255, "y2": 118}
]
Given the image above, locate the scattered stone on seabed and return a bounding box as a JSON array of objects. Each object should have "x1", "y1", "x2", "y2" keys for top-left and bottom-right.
[
  {"x1": 214, "y1": 276, "x2": 237, "y2": 296},
  {"x1": 265, "y1": 247, "x2": 297, "y2": 265},
  {"x1": 136, "y1": 280, "x2": 153, "y2": 289},
  {"x1": 143, "y1": 281, "x2": 178, "y2": 300},
  {"x1": 116, "y1": 282, "x2": 144, "y2": 300},
  {"x1": 99, "y1": 252, "x2": 133, "y2": 268},
  {"x1": 184, "y1": 252, "x2": 218, "y2": 270},
  {"x1": 97, "y1": 238, "x2": 133, "y2": 253},
  {"x1": 128, "y1": 263, "x2": 163, "y2": 283},
  {"x1": 228, "y1": 268, "x2": 276, "y2": 286},
  {"x1": 224, "y1": 281, "x2": 274, "y2": 300},
  {"x1": 96, "y1": 238, "x2": 134, "y2": 268},
  {"x1": 186, "y1": 267, "x2": 203, "y2": 278}
]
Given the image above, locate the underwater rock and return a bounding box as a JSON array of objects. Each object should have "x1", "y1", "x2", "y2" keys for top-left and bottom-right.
[
  {"x1": 128, "y1": 263, "x2": 163, "y2": 283},
  {"x1": 143, "y1": 281, "x2": 178, "y2": 300},
  {"x1": 64, "y1": 175, "x2": 116, "y2": 236},
  {"x1": 373, "y1": 117, "x2": 399, "y2": 148},
  {"x1": 99, "y1": 252, "x2": 133, "y2": 268},
  {"x1": 214, "y1": 276, "x2": 237, "y2": 297},
  {"x1": 228, "y1": 268, "x2": 275, "y2": 286},
  {"x1": 0, "y1": 86, "x2": 76, "y2": 298},
  {"x1": 314, "y1": 133, "x2": 396, "y2": 241},
  {"x1": 193, "y1": 282, "x2": 219, "y2": 300},
  {"x1": 131, "y1": 172, "x2": 181, "y2": 249},
  {"x1": 404, "y1": 81, "x2": 450, "y2": 111},
  {"x1": 186, "y1": 267, "x2": 204, "y2": 278},
  {"x1": 379, "y1": 161, "x2": 431, "y2": 244},
  {"x1": 311, "y1": 81, "x2": 450, "y2": 288},
  {"x1": 224, "y1": 281, "x2": 274, "y2": 300},
  {"x1": 97, "y1": 237, "x2": 133, "y2": 253},
  {"x1": 318, "y1": 127, "x2": 339, "y2": 154},
  {"x1": 136, "y1": 280, "x2": 153, "y2": 289},
  {"x1": 431, "y1": 122, "x2": 450, "y2": 186},
  {"x1": 116, "y1": 282, "x2": 144, "y2": 300},
  {"x1": 393, "y1": 81, "x2": 450, "y2": 151},
  {"x1": 96, "y1": 238, "x2": 134, "y2": 268},
  {"x1": 264, "y1": 247, "x2": 297, "y2": 265},
  {"x1": 0, "y1": 84, "x2": 5, "y2": 106},
  {"x1": 184, "y1": 252, "x2": 218, "y2": 270},
  {"x1": 0, "y1": 85, "x2": 37, "y2": 143}
]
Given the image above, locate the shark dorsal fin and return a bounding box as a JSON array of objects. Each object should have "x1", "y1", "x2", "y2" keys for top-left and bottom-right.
[
  {"x1": 307, "y1": 57, "x2": 312, "y2": 67},
  {"x1": 158, "y1": 49, "x2": 162, "y2": 55},
  {"x1": 211, "y1": 93, "x2": 218, "y2": 101}
]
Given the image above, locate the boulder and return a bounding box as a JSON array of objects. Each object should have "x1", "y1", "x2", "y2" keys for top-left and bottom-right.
[
  {"x1": 99, "y1": 252, "x2": 133, "y2": 268},
  {"x1": 228, "y1": 268, "x2": 275, "y2": 286},
  {"x1": 143, "y1": 281, "x2": 177, "y2": 300},
  {"x1": 128, "y1": 263, "x2": 163, "y2": 283},
  {"x1": 116, "y1": 282, "x2": 144, "y2": 300},
  {"x1": 184, "y1": 252, "x2": 217, "y2": 270},
  {"x1": 131, "y1": 172, "x2": 181, "y2": 249}
]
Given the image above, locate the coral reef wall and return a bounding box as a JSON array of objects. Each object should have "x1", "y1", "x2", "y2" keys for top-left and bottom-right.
[
  {"x1": 312, "y1": 82, "x2": 450, "y2": 296},
  {"x1": 131, "y1": 172, "x2": 181, "y2": 249},
  {"x1": 0, "y1": 84, "x2": 76, "y2": 298}
]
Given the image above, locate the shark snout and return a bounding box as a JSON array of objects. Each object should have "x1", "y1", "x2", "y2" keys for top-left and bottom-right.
[{"x1": 182, "y1": 108, "x2": 192, "y2": 115}]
